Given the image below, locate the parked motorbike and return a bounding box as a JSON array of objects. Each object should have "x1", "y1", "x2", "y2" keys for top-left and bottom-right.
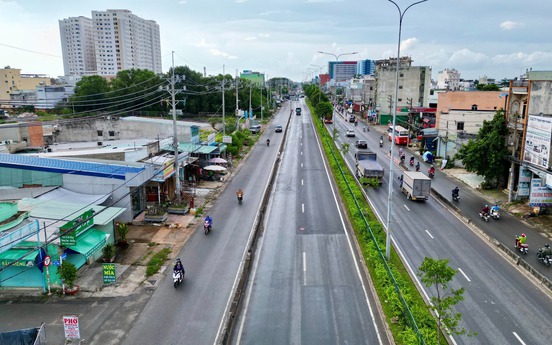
[
  {"x1": 173, "y1": 270, "x2": 184, "y2": 288},
  {"x1": 514, "y1": 236, "x2": 529, "y2": 255},
  {"x1": 479, "y1": 212, "x2": 490, "y2": 222},
  {"x1": 204, "y1": 220, "x2": 212, "y2": 235},
  {"x1": 490, "y1": 209, "x2": 500, "y2": 220},
  {"x1": 536, "y1": 247, "x2": 552, "y2": 267}
]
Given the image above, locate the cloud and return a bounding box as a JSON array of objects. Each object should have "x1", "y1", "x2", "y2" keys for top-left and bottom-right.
[
  {"x1": 260, "y1": 10, "x2": 280, "y2": 16},
  {"x1": 492, "y1": 51, "x2": 552, "y2": 65},
  {"x1": 400, "y1": 37, "x2": 418, "y2": 51},
  {"x1": 209, "y1": 48, "x2": 237, "y2": 59},
  {"x1": 448, "y1": 48, "x2": 488, "y2": 65},
  {"x1": 195, "y1": 39, "x2": 215, "y2": 48},
  {"x1": 178, "y1": 0, "x2": 187, "y2": 4},
  {"x1": 500, "y1": 21, "x2": 523, "y2": 30},
  {"x1": 244, "y1": 36, "x2": 257, "y2": 41}
]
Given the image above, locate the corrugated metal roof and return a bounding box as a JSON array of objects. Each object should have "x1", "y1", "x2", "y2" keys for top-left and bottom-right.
[
  {"x1": 176, "y1": 143, "x2": 218, "y2": 154},
  {"x1": 0, "y1": 154, "x2": 144, "y2": 180},
  {"x1": 18, "y1": 198, "x2": 125, "y2": 226}
]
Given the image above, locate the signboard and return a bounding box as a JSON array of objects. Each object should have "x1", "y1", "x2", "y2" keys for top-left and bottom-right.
[
  {"x1": 517, "y1": 167, "x2": 531, "y2": 197},
  {"x1": 222, "y1": 135, "x2": 233, "y2": 144},
  {"x1": 523, "y1": 115, "x2": 552, "y2": 168},
  {"x1": 163, "y1": 158, "x2": 175, "y2": 179},
  {"x1": 102, "y1": 263, "x2": 116, "y2": 284},
  {"x1": 60, "y1": 210, "x2": 95, "y2": 247},
  {"x1": 63, "y1": 315, "x2": 81, "y2": 339},
  {"x1": 529, "y1": 178, "x2": 552, "y2": 207},
  {"x1": 207, "y1": 133, "x2": 216, "y2": 145}
]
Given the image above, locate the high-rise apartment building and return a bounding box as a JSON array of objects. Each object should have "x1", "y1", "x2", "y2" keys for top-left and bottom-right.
[
  {"x1": 59, "y1": 9, "x2": 162, "y2": 77},
  {"x1": 436, "y1": 68, "x2": 461, "y2": 90},
  {"x1": 328, "y1": 61, "x2": 357, "y2": 82}
]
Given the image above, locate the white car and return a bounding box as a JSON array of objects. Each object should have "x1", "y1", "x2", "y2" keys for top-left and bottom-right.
[{"x1": 346, "y1": 130, "x2": 356, "y2": 137}]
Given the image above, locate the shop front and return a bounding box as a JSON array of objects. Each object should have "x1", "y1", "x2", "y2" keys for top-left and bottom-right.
[
  {"x1": 60, "y1": 210, "x2": 108, "y2": 269},
  {"x1": 0, "y1": 243, "x2": 59, "y2": 289}
]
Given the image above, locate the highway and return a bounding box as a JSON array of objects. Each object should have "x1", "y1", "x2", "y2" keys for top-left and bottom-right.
[
  {"x1": 122, "y1": 104, "x2": 291, "y2": 345},
  {"x1": 330, "y1": 110, "x2": 552, "y2": 344},
  {"x1": 232, "y1": 101, "x2": 389, "y2": 344}
]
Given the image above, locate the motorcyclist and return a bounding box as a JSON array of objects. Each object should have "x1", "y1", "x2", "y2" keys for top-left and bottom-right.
[
  {"x1": 236, "y1": 188, "x2": 244, "y2": 199},
  {"x1": 491, "y1": 203, "x2": 500, "y2": 216},
  {"x1": 452, "y1": 186, "x2": 459, "y2": 198},
  {"x1": 409, "y1": 156, "x2": 415, "y2": 166},
  {"x1": 266, "y1": 139, "x2": 270, "y2": 146},
  {"x1": 481, "y1": 205, "x2": 490, "y2": 216},
  {"x1": 518, "y1": 233, "x2": 527, "y2": 245},
  {"x1": 540, "y1": 244, "x2": 552, "y2": 257},
  {"x1": 429, "y1": 165, "x2": 435, "y2": 176},
  {"x1": 379, "y1": 136, "x2": 384, "y2": 147},
  {"x1": 415, "y1": 162, "x2": 420, "y2": 172},
  {"x1": 173, "y1": 258, "x2": 185, "y2": 277},
  {"x1": 204, "y1": 215, "x2": 213, "y2": 227}
]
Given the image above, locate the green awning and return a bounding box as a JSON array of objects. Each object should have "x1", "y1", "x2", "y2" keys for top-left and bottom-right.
[
  {"x1": 0, "y1": 248, "x2": 39, "y2": 267},
  {"x1": 66, "y1": 229, "x2": 107, "y2": 259}
]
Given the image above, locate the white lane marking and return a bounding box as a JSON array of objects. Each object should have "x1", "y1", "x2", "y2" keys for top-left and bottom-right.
[
  {"x1": 301, "y1": 142, "x2": 303, "y2": 146},
  {"x1": 425, "y1": 230, "x2": 434, "y2": 239},
  {"x1": 301, "y1": 151, "x2": 303, "y2": 156},
  {"x1": 303, "y1": 251, "x2": 307, "y2": 285},
  {"x1": 458, "y1": 268, "x2": 471, "y2": 282},
  {"x1": 301, "y1": 179, "x2": 304, "y2": 186},
  {"x1": 302, "y1": 203, "x2": 304, "y2": 213},
  {"x1": 403, "y1": 204, "x2": 411, "y2": 211},
  {"x1": 301, "y1": 163, "x2": 303, "y2": 168},
  {"x1": 513, "y1": 332, "x2": 526, "y2": 345},
  {"x1": 312, "y1": 122, "x2": 384, "y2": 345}
]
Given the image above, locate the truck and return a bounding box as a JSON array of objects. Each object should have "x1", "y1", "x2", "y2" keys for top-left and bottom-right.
[
  {"x1": 400, "y1": 171, "x2": 431, "y2": 201},
  {"x1": 355, "y1": 150, "x2": 385, "y2": 183}
]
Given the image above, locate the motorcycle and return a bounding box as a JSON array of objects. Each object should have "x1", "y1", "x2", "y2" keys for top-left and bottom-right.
[
  {"x1": 536, "y1": 247, "x2": 552, "y2": 267},
  {"x1": 266, "y1": 139, "x2": 270, "y2": 147},
  {"x1": 479, "y1": 212, "x2": 490, "y2": 222},
  {"x1": 409, "y1": 158, "x2": 414, "y2": 167},
  {"x1": 173, "y1": 270, "x2": 184, "y2": 288},
  {"x1": 415, "y1": 163, "x2": 420, "y2": 172},
  {"x1": 452, "y1": 192, "x2": 460, "y2": 202},
  {"x1": 204, "y1": 220, "x2": 212, "y2": 235},
  {"x1": 514, "y1": 236, "x2": 528, "y2": 255},
  {"x1": 379, "y1": 139, "x2": 383, "y2": 148},
  {"x1": 237, "y1": 194, "x2": 243, "y2": 205},
  {"x1": 428, "y1": 169, "x2": 435, "y2": 178},
  {"x1": 490, "y1": 209, "x2": 500, "y2": 220}
]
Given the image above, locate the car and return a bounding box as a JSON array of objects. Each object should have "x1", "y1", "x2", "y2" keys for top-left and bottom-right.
[
  {"x1": 349, "y1": 115, "x2": 355, "y2": 122},
  {"x1": 346, "y1": 129, "x2": 356, "y2": 137},
  {"x1": 275, "y1": 125, "x2": 283, "y2": 133},
  {"x1": 324, "y1": 118, "x2": 333, "y2": 124},
  {"x1": 249, "y1": 124, "x2": 261, "y2": 134},
  {"x1": 356, "y1": 140, "x2": 368, "y2": 149}
]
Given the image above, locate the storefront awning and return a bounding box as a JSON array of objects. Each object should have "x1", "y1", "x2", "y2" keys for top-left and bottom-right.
[
  {"x1": 0, "y1": 248, "x2": 39, "y2": 267},
  {"x1": 66, "y1": 229, "x2": 107, "y2": 259}
]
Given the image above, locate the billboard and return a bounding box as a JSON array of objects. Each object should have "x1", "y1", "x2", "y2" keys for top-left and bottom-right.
[
  {"x1": 523, "y1": 115, "x2": 552, "y2": 168},
  {"x1": 529, "y1": 178, "x2": 552, "y2": 207}
]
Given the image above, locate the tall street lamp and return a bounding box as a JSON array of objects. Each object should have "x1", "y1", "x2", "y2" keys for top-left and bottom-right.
[
  {"x1": 385, "y1": 0, "x2": 428, "y2": 260},
  {"x1": 317, "y1": 51, "x2": 358, "y2": 105}
]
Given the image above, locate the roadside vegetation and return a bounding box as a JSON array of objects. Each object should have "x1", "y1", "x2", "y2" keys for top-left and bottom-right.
[
  {"x1": 306, "y1": 94, "x2": 473, "y2": 344},
  {"x1": 145, "y1": 247, "x2": 172, "y2": 277}
]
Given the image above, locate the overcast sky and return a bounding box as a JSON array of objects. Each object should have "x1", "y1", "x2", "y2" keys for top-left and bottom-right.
[{"x1": 1, "y1": 0, "x2": 551, "y2": 82}]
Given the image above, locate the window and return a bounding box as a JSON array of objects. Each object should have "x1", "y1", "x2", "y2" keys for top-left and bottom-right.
[
  {"x1": 457, "y1": 122, "x2": 465, "y2": 131},
  {"x1": 399, "y1": 86, "x2": 403, "y2": 89},
  {"x1": 471, "y1": 104, "x2": 478, "y2": 110},
  {"x1": 109, "y1": 131, "x2": 115, "y2": 136},
  {"x1": 399, "y1": 73, "x2": 404, "y2": 77},
  {"x1": 97, "y1": 130, "x2": 103, "y2": 136}
]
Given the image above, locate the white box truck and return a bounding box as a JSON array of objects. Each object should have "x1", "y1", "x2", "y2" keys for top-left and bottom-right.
[{"x1": 401, "y1": 171, "x2": 431, "y2": 201}]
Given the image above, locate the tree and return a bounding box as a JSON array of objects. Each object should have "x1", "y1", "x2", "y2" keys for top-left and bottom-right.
[
  {"x1": 315, "y1": 101, "x2": 333, "y2": 120},
  {"x1": 476, "y1": 83, "x2": 500, "y2": 91},
  {"x1": 70, "y1": 75, "x2": 111, "y2": 112},
  {"x1": 418, "y1": 257, "x2": 474, "y2": 344},
  {"x1": 454, "y1": 110, "x2": 509, "y2": 187},
  {"x1": 341, "y1": 143, "x2": 350, "y2": 156}
]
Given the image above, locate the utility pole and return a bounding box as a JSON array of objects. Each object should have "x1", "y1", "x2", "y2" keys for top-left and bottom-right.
[
  {"x1": 170, "y1": 51, "x2": 181, "y2": 202},
  {"x1": 249, "y1": 82, "x2": 252, "y2": 119},
  {"x1": 222, "y1": 65, "x2": 225, "y2": 136},
  {"x1": 235, "y1": 69, "x2": 239, "y2": 117},
  {"x1": 509, "y1": 109, "x2": 518, "y2": 202},
  {"x1": 387, "y1": 95, "x2": 393, "y2": 122}
]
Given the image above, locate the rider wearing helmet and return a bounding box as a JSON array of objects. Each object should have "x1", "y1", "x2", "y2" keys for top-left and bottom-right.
[
  {"x1": 519, "y1": 233, "x2": 527, "y2": 245},
  {"x1": 173, "y1": 258, "x2": 185, "y2": 276},
  {"x1": 482, "y1": 204, "x2": 490, "y2": 215},
  {"x1": 204, "y1": 215, "x2": 213, "y2": 226},
  {"x1": 452, "y1": 186, "x2": 460, "y2": 197},
  {"x1": 491, "y1": 203, "x2": 500, "y2": 214},
  {"x1": 542, "y1": 244, "x2": 552, "y2": 256}
]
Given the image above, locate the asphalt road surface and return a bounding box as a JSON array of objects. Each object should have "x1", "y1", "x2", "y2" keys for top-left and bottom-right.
[
  {"x1": 232, "y1": 102, "x2": 389, "y2": 344},
  {"x1": 330, "y1": 111, "x2": 552, "y2": 345}
]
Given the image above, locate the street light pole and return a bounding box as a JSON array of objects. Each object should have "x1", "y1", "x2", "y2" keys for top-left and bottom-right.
[
  {"x1": 317, "y1": 50, "x2": 358, "y2": 106},
  {"x1": 385, "y1": 0, "x2": 428, "y2": 260}
]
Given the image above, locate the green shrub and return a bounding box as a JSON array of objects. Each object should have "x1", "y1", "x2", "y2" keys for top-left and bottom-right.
[{"x1": 146, "y1": 247, "x2": 171, "y2": 277}]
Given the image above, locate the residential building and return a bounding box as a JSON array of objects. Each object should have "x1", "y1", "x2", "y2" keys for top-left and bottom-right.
[
  {"x1": 240, "y1": 70, "x2": 265, "y2": 85},
  {"x1": 435, "y1": 91, "x2": 504, "y2": 158},
  {"x1": 0, "y1": 67, "x2": 51, "y2": 104},
  {"x1": 59, "y1": 9, "x2": 162, "y2": 77},
  {"x1": 59, "y1": 16, "x2": 97, "y2": 76},
  {"x1": 374, "y1": 57, "x2": 431, "y2": 122},
  {"x1": 436, "y1": 68, "x2": 461, "y2": 90}
]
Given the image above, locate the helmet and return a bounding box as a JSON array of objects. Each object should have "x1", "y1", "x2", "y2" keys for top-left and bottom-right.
[
  {"x1": 521, "y1": 233, "x2": 526, "y2": 237},
  {"x1": 176, "y1": 258, "x2": 181, "y2": 261},
  {"x1": 546, "y1": 244, "x2": 550, "y2": 249},
  {"x1": 485, "y1": 205, "x2": 488, "y2": 207}
]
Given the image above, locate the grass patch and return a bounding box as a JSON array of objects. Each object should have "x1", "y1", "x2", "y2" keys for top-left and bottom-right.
[{"x1": 145, "y1": 247, "x2": 171, "y2": 277}]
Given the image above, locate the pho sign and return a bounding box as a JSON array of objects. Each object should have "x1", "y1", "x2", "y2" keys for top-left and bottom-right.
[
  {"x1": 63, "y1": 315, "x2": 80, "y2": 339},
  {"x1": 222, "y1": 135, "x2": 232, "y2": 144}
]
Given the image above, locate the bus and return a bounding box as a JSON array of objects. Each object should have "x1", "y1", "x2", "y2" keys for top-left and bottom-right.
[{"x1": 387, "y1": 125, "x2": 409, "y2": 145}]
